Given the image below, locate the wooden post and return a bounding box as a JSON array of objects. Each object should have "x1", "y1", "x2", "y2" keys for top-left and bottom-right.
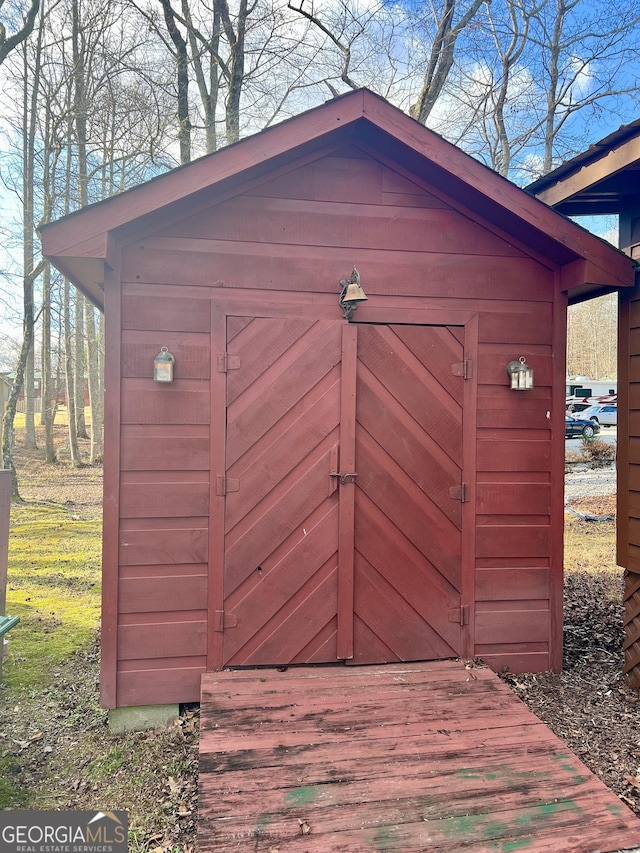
[{"x1": 0, "y1": 469, "x2": 11, "y2": 678}]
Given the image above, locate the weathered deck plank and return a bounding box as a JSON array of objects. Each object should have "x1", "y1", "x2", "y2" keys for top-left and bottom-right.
[{"x1": 198, "y1": 661, "x2": 640, "y2": 852}]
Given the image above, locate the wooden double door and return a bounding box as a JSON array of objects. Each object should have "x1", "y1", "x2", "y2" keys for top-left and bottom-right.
[{"x1": 220, "y1": 316, "x2": 467, "y2": 667}]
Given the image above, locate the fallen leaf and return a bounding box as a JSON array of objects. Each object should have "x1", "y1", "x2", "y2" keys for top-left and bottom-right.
[{"x1": 167, "y1": 776, "x2": 182, "y2": 795}]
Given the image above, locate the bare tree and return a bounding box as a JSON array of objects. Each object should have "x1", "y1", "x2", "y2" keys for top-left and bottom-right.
[
  {"x1": 0, "y1": 0, "x2": 39, "y2": 65},
  {"x1": 410, "y1": 0, "x2": 486, "y2": 124},
  {"x1": 526, "y1": 0, "x2": 640, "y2": 173},
  {"x1": 567, "y1": 293, "x2": 617, "y2": 380},
  {"x1": 159, "y1": 0, "x2": 192, "y2": 161},
  {"x1": 287, "y1": 0, "x2": 362, "y2": 93},
  {"x1": 1, "y1": 0, "x2": 46, "y2": 494},
  {"x1": 143, "y1": 0, "x2": 252, "y2": 152}
]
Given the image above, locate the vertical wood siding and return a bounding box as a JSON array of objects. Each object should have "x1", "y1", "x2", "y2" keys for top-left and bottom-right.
[{"x1": 112, "y1": 145, "x2": 560, "y2": 705}]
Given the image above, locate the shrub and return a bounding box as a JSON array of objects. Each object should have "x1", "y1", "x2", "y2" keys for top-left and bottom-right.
[{"x1": 580, "y1": 437, "x2": 616, "y2": 467}]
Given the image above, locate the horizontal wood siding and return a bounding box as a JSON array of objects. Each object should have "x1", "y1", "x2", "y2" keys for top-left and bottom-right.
[
  {"x1": 112, "y1": 143, "x2": 560, "y2": 705},
  {"x1": 474, "y1": 303, "x2": 554, "y2": 671},
  {"x1": 116, "y1": 282, "x2": 210, "y2": 707}
]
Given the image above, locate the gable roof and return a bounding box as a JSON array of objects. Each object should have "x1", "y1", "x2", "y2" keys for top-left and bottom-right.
[
  {"x1": 41, "y1": 88, "x2": 635, "y2": 309},
  {"x1": 526, "y1": 120, "x2": 640, "y2": 216}
]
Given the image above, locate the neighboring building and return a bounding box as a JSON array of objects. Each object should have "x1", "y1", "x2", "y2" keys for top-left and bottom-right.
[
  {"x1": 3, "y1": 370, "x2": 87, "y2": 413},
  {"x1": 41, "y1": 90, "x2": 635, "y2": 711},
  {"x1": 528, "y1": 122, "x2": 640, "y2": 687}
]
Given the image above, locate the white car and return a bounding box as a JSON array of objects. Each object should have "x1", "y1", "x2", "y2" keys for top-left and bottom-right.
[{"x1": 580, "y1": 404, "x2": 617, "y2": 426}]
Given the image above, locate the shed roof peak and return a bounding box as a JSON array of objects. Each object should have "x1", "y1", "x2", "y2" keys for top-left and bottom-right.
[{"x1": 42, "y1": 88, "x2": 634, "y2": 308}]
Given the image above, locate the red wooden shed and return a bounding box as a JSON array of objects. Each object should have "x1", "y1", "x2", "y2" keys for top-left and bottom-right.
[{"x1": 41, "y1": 89, "x2": 635, "y2": 711}]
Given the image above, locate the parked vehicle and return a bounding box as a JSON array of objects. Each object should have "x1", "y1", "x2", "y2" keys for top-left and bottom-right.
[
  {"x1": 566, "y1": 400, "x2": 591, "y2": 413},
  {"x1": 579, "y1": 404, "x2": 617, "y2": 427},
  {"x1": 566, "y1": 378, "x2": 617, "y2": 414},
  {"x1": 566, "y1": 378, "x2": 617, "y2": 400},
  {"x1": 565, "y1": 415, "x2": 601, "y2": 439}
]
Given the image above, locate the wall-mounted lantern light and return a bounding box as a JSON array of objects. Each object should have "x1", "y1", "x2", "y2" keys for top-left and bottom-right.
[
  {"x1": 507, "y1": 356, "x2": 533, "y2": 390},
  {"x1": 153, "y1": 347, "x2": 175, "y2": 383},
  {"x1": 339, "y1": 266, "x2": 368, "y2": 320}
]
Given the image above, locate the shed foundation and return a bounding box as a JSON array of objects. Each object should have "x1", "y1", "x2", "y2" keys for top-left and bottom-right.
[{"x1": 108, "y1": 704, "x2": 180, "y2": 734}]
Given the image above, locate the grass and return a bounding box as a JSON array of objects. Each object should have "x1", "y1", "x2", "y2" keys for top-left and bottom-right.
[
  {"x1": 4, "y1": 502, "x2": 101, "y2": 693},
  {"x1": 12, "y1": 406, "x2": 92, "y2": 431},
  {"x1": 564, "y1": 512, "x2": 617, "y2": 577},
  {"x1": 0, "y1": 428, "x2": 198, "y2": 851},
  {"x1": 86, "y1": 747, "x2": 127, "y2": 780}
]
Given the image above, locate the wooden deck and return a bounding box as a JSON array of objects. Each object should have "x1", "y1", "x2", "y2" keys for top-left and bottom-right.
[{"x1": 198, "y1": 661, "x2": 640, "y2": 852}]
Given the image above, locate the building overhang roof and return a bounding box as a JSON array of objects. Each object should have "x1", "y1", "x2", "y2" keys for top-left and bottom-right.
[
  {"x1": 41, "y1": 89, "x2": 635, "y2": 310},
  {"x1": 526, "y1": 119, "x2": 640, "y2": 217}
]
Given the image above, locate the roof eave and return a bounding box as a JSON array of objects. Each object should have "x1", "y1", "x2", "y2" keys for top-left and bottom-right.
[{"x1": 41, "y1": 88, "x2": 635, "y2": 299}]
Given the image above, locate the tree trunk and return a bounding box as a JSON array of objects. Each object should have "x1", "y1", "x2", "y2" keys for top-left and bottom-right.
[
  {"x1": 71, "y1": 0, "x2": 89, "y2": 441},
  {"x1": 410, "y1": 0, "x2": 485, "y2": 125},
  {"x1": 41, "y1": 264, "x2": 56, "y2": 463},
  {"x1": 22, "y1": 33, "x2": 40, "y2": 450},
  {"x1": 85, "y1": 300, "x2": 103, "y2": 462},
  {"x1": 183, "y1": 0, "x2": 220, "y2": 153},
  {"x1": 0, "y1": 0, "x2": 40, "y2": 66},
  {"x1": 160, "y1": 0, "x2": 191, "y2": 163},
  {"x1": 2, "y1": 19, "x2": 45, "y2": 496},
  {"x1": 74, "y1": 290, "x2": 88, "y2": 438},
  {"x1": 543, "y1": 0, "x2": 564, "y2": 173},
  {"x1": 1, "y1": 324, "x2": 34, "y2": 499},
  {"x1": 24, "y1": 338, "x2": 37, "y2": 448},
  {"x1": 63, "y1": 279, "x2": 81, "y2": 467},
  {"x1": 39, "y1": 77, "x2": 57, "y2": 462}
]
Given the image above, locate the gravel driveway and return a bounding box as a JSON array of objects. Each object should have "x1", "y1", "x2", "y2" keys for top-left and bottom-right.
[{"x1": 565, "y1": 465, "x2": 616, "y2": 500}]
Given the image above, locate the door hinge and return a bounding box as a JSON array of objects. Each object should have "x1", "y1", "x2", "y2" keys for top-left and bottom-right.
[
  {"x1": 218, "y1": 352, "x2": 240, "y2": 372},
  {"x1": 449, "y1": 483, "x2": 469, "y2": 502},
  {"x1": 452, "y1": 360, "x2": 472, "y2": 379},
  {"x1": 216, "y1": 475, "x2": 240, "y2": 496},
  {"x1": 213, "y1": 610, "x2": 238, "y2": 632},
  {"x1": 448, "y1": 605, "x2": 469, "y2": 626}
]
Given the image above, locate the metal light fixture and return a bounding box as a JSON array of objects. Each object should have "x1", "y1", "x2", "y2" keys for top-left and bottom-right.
[
  {"x1": 153, "y1": 347, "x2": 175, "y2": 383},
  {"x1": 507, "y1": 356, "x2": 534, "y2": 390},
  {"x1": 339, "y1": 266, "x2": 368, "y2": 320}
]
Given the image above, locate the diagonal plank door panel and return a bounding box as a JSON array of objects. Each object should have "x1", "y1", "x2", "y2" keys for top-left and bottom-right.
[
  {"x1": 222, "y1": 318, "x2": 465, "y2": 669},
  {"x1": 356, "y1": 324, "x2": 463, "y2": 466},
  {"x1": 352, "y1": 324, "x2": 465, "y2": 664},
  {"x1": 223, "y1": 317, "x2": 342, "y2": 666}
]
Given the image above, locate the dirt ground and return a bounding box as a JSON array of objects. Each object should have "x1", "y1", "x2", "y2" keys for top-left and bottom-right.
[
  {"x1": 505, "y1": 492, "x2": 640, "y2": 815},
  {"x1": 3, "y1": 430, "x2": 640, "y2": 848}
]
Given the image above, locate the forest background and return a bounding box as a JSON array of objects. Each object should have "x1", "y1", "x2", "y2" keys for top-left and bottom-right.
[{"x1": 0, "y1": 0, "x2": 636, "y2": 490}]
